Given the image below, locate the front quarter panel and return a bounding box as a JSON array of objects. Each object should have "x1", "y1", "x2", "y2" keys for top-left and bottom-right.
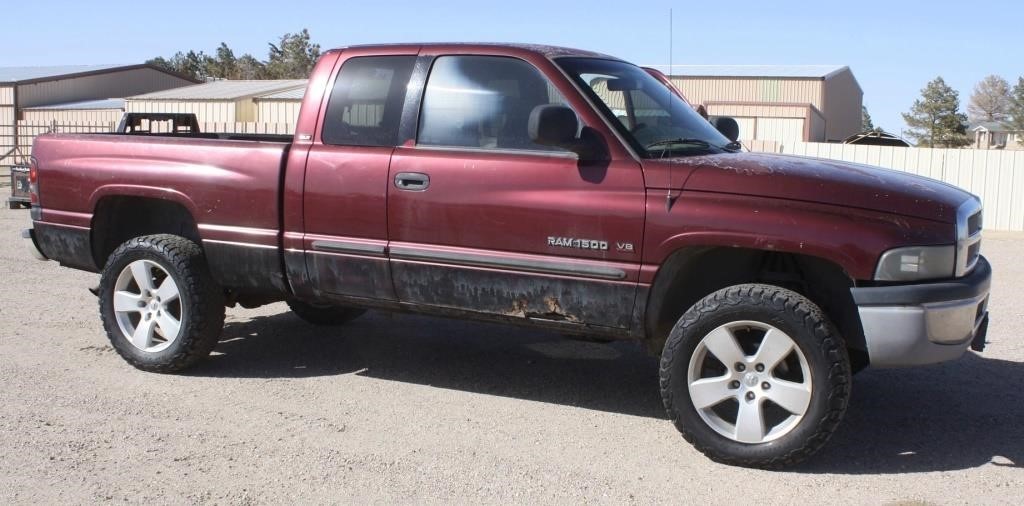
[{"x1": 643, "y1": 190, "x2": 953, "y2": 282}]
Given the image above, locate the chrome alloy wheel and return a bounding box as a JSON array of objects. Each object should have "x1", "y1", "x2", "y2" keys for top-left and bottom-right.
[
  {"x1": 687, "y1": 320, "x2": 812, "y2": 444},
  {"x1": 112, "y1": 259, "x2": 183, "y2": 353}
]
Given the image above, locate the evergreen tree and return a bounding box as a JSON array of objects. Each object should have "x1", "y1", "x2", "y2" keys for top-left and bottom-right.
[
  {"x1": 264, "y1": 29, "x2": 321, "y2": 79},
  {"x1": 902, "y1": 77, "x2": 969, "y2": 147},
  {"x1": 1006, "y1": 77, "x2": 1024, "y2": 133},
  {"x1": 861, "y1": 105, "x2": 875, "y2": 132}
]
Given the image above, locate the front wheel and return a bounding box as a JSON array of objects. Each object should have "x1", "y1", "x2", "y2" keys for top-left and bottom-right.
[
  {"x1": 659, "y1": 284, "x2": 851, "y2": 468},
  {"x1": 98, "y1": 235, "x2": 225, "y2": 373}
]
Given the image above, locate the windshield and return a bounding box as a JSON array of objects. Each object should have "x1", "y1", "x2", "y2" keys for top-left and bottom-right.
[{"x1": 556, "y1": 57, "x2": 736, "y2": 157}]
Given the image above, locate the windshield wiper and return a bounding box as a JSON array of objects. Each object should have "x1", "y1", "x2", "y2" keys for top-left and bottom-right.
[{"x1": 644, "y1": 138, "x2": 713, "y2": 152}]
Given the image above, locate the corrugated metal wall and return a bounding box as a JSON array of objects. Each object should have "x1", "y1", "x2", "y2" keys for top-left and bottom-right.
[
  {"x1": 256, "y1": 99, "x2": 302, "y2": 125},
  {"x1": 753, "y1": 141, "x2": 1024, "y2": 231},
  {"x1": 672, "y1": 77, "x2": 824, "y2": 111},
  {"x1": 22, "y1": 108, "x2": 123, "y2": 124},
  {"x1": 822, "y1": 71, "x2": 862, "y2": 141},
  {"x1": 235, "y1": 98, "x2": 256, "y2": 122},
  {"x1": 125, "y1": 100, "x2": 237, "y2": 123},
  {"x1": 16, "y1": 68, "x2": 194, "y2": 108},
  {"x1": 1, "y1": 86, "x2": 16, "y2": 163},
  {"x1": 707, "y1": 103, "x2": 818, "y2": 145}
]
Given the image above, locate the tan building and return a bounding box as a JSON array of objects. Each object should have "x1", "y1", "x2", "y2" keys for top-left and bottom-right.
[
  {"x1": 22, "y1": 98, "x2": 125, "y2": 125},
  {"x1": 648, "y1": 65, "x2": 863, "y2": 147},
  {"x1": 1, "y1": 64, "x2": 196, "y2": 167},
  {"x1": 126, "y1": 80, "x2": 307, "y2": 124},
  {"x1": 254, "y1": 86, "x2": 305, "y2": 126},
  {"x1": 971, "y1": 122, "x2": 1023, "y2": 150}
]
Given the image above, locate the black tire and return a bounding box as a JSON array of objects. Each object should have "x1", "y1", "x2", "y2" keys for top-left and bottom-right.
[
  {"x1": 98, "y1": 234, "x2": 225, "y2": 373},
  {"x1": 659, "y1": 284, "x2": 851, "y2": 469},
  {"x1": 287, "y1": 299, "x2": 365, "y2": 326}
]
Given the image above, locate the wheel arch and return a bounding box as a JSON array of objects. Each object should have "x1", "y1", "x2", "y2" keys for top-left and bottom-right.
[
  {"x1": 91, "y1": 195, "x2": 202, "y2": 270},
  {"x1": 643, "y1": 246, "x2": 867, "y2": 362}
]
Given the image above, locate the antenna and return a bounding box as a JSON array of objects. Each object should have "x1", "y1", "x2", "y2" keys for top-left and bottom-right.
[{"x1": 666, "y1": 7, "x2": 674, "y2": 211}]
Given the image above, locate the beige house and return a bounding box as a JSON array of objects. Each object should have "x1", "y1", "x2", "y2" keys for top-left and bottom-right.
[
  {"x1": 648, "y1": 64, "x2": 863, "y2": 147},
  {"x1": 972, "y1": 122, "x2": 1023, "y2": 150},
  {"x1": 126, "y1": 80, "x2": 307, "y2": 124},
  {"x1": 1, "y1": 64, "x2": 196, "y2": 167}
]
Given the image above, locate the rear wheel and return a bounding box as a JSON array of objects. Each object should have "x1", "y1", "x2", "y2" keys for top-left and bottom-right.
[
  {"x1": 659, "y1": 284, "x2": 851, "y2": 468},
  {"x1": 99, "y1": 235, "x2": 225, "y2": 373},
  {"x1": 287, "y1": 299, "x2": 365, "y2": 326}
]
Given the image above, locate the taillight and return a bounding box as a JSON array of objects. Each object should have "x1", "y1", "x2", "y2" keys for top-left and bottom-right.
[{"x1": 28, "y1": 156, "x2": 39, "y2": 205}]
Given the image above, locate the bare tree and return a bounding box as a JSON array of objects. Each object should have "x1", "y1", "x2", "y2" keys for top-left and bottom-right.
[{"x1": 968, "y1": 75, "x2": 1011, "y2": 123}]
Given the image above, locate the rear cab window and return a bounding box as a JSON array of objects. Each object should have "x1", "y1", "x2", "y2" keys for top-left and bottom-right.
[{"x1": 322, "y1": 56, "x2": 417, "y2": 147}]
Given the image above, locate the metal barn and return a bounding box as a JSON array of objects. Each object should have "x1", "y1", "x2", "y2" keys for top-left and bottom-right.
[
  {"x1": 254, "y1": 86, "x2": 305, "y2": 125},
  {"x1": 0, "y1": 64, "x2": 196, "y2": 167},
  {"x1": 126, "y1": 80, "x2": 307, "y2": 124},
  {"x1": 649, "y1": 64, "x2": 863, "y2": 147}
]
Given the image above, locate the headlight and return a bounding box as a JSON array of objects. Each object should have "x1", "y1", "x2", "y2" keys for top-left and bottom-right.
[{"x1": 874, "y1": 245, "x2": 955, "y2": 281}]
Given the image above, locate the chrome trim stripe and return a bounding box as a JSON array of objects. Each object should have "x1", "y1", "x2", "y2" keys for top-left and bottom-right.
[
  {"x1": 198, "y1": 223, "x2": 278, "y2": 236},
  {"x1": 33, "y1": 220, "x2": 90, "y2": 231},
  {"x1": 311, "y1": 240, "x2": 386, "y2": 257},
  {"x1": 202, "y1": 239, "x2": 278, "y2": 249},
  {"x1": 389, "y1": 246, "x2": 627, "y2": 280}
]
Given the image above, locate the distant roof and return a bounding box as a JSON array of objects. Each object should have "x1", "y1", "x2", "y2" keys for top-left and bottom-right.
[
  {"x1": 24, "y1": 98, "x2": 125, "y2": 110},
  {"x1": 0, "y1": 64, "x2": 196, "y2": 84},
  {"x1": 972, "y1": 121, "x2": 1018, "y2": 132},
  {"x1": 130, "y1": 80, "x2": 308, "y2": 101},
  {"x1": 650, "y1": 64, "x2": 850, "y2": 79},
  {"x1": 255, "y1": 86, "x2": 307, "y2": 101},
  {"x1": 843, "y1": 130, "x2": 911, "y2": 147}
]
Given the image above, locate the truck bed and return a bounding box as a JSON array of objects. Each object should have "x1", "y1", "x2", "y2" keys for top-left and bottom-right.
[{"x1": 31, "y1": 132, "x2": 292, "y2": 294}]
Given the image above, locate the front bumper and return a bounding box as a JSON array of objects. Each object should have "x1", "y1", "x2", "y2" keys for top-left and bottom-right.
[
  {"x1": 22, "y1": 228, "x2": 48, "y2": 261},
  {"x1": 851, "y1": 256, "x2": 991, "y2": 368}
]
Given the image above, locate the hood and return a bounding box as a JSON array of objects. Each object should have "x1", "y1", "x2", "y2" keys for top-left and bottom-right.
[{"x1": 661, "y1": 152, "x2": 972, "y2": 223}]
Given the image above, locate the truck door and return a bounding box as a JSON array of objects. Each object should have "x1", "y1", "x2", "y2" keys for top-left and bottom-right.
[
  {"x1": 386, "y1": 54, "x2": 645, "y2": 329},
  {"x1": 300, "y1": 50, "x2": 419, "y2": 301}
]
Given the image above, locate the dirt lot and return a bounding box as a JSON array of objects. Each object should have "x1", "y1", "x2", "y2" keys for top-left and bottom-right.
[{"x1": 1, "y1": 207, "x2": 1021, "y2": 504}]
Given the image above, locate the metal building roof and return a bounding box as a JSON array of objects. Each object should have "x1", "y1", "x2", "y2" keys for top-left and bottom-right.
[
  {"x1": 255, "y1": 86, "x2": 307, "y2": 101},
  {"x1": 130, "y1": 80, "x2": 307, "y2": 101},
  {"x1": 24, "y1": 98, "x2": 126, "y2": 110},
  {"x1": 0, "y1": 64, "x2": 137, "y2": 84},
  {"x1": 649, "y1": 64, "x2": 850, "y2": 80}
]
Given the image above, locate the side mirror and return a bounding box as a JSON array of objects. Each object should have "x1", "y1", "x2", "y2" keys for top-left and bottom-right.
[{"x1": 710, "y1": 116, "x2": 740, "y2": 142}]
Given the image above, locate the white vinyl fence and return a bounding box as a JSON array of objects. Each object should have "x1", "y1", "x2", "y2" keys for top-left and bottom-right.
[{"x1": 752, "y1": 142, "x2": 1024, "y2": 232}]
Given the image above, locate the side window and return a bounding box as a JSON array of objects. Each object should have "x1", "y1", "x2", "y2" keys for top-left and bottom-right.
[
  {"x1": 322, "y1": 55, "x2": 416, "y2": 147},
  {"x1": 418, "y1": 55, "x2": 571, "y2": 152}
]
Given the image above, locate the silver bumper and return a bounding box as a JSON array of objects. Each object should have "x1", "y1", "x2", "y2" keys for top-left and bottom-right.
[{"x1": 852, "y1": 256, "x2": 991, "y2": 368}]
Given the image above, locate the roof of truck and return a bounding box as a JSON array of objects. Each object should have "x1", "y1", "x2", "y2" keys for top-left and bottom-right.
[{"x1": 333, "y1": 43, "x2": 621, "y2": 60}]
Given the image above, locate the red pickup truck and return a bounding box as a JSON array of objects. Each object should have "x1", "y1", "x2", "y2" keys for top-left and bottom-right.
[{"x1": 23, "y1": 43, "x2": 990, "y2": 468}]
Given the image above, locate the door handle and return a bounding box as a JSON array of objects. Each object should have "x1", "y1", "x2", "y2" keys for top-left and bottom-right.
[{"x1": 394, "y1": 172, "x2": 430, "y2": 191}]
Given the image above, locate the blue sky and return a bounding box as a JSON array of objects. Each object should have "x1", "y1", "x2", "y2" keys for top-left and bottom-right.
[{"x1": 7, "y1": 0, "x2": 1022, "y2": 134}]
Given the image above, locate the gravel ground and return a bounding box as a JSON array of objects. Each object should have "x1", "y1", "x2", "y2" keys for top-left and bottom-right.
[{"x1": 1, "y1": 207, "x2": 1021, "y2": 504}]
